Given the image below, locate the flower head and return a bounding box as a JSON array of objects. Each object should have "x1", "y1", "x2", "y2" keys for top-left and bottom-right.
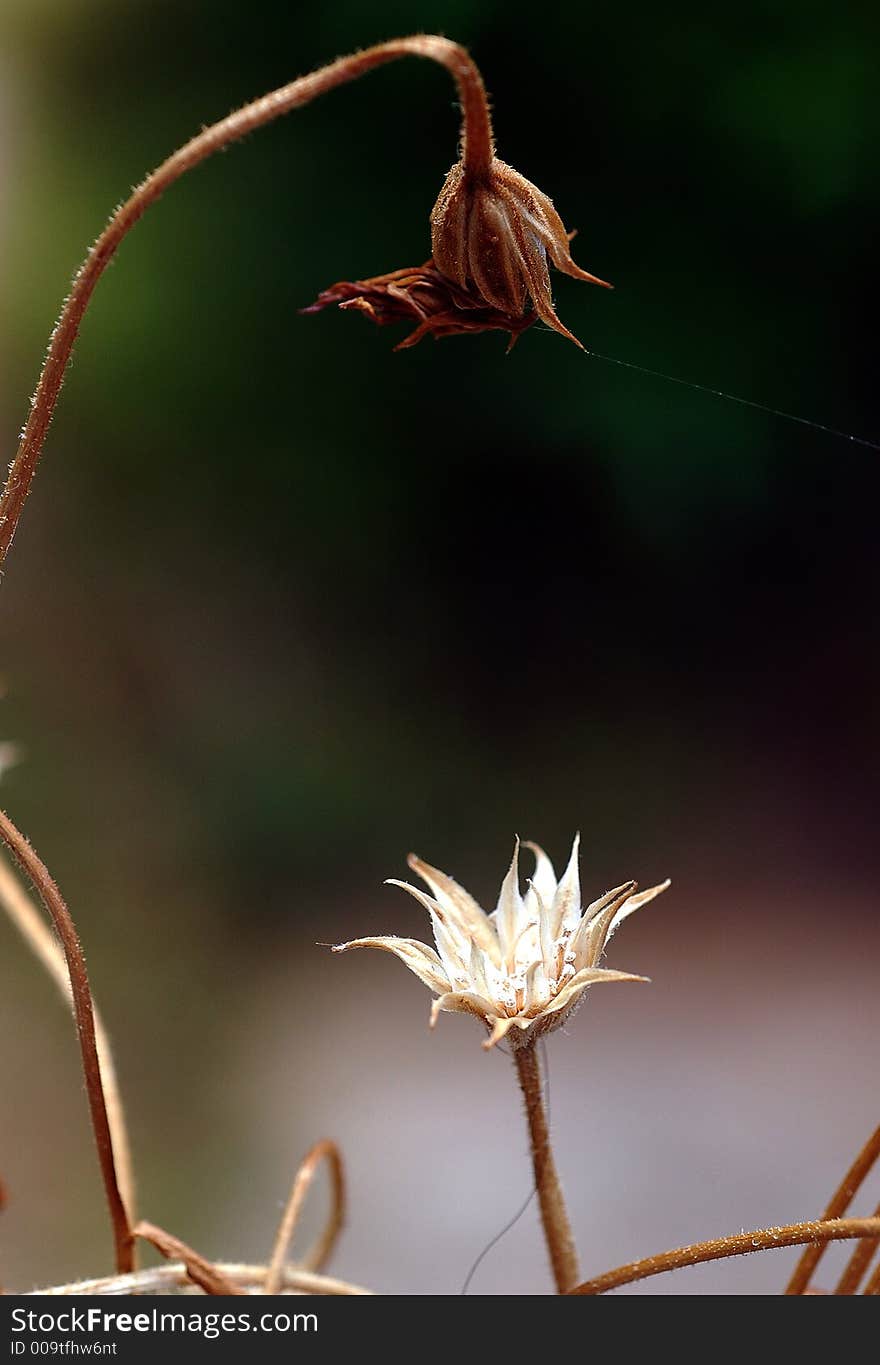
[
  {"x1": 430, "y1": 159, "x2": 611, "y2": 348},
  {"x1": 302, "y1": 262, "x2": 537, "y2": 351},
  {"x1": 333, "y1": 837, "x2": 669, "y2": 1050}
]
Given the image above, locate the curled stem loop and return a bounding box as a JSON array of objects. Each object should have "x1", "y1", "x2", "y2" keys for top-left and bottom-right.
[{"x1": 265, "y1": 1138, "x2": 345, "y2": 1294}]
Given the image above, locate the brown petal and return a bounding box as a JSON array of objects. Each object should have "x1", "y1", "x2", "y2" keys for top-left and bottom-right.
[
  {"x1": 303, "y1": 263, "x2": 537, "y2": 350},
  {"x1": 430, "y1": 164, "x2": 470, "y2": 289}
]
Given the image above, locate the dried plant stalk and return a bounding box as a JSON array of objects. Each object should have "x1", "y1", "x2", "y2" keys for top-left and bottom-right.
[
  {"x1": 785, "y1": 1121, "x2": 880, "y2": 1294},
  {"x1": 834, "y1": 1199, "x2": 880, "y2": 1295},
  {"x1": 0, "y1": 810, "x2": 133, "y2": 1273},
  {"x1": 0, "y1": 36, "x2": 493, "y2": 567},
  {"x1": 134, "y1": 1221, "x2": 243, "y2": 1296},
  {"x1": 265, "y1": 1139, "x2": 345, "y2": 1293},
  {"x1": 0, "y1": 857, "x2": 136, "y2": 1228},
  {"x1": 31, "y1": 1264, "x2": 373, "y2": 1296},
  {"x1": 569, "y1": 1217, "x2": 880, "y2": 1294},
  {"x1": 514, "y1": 1044, "x2": 579, "y2": 1293},
  {"x1": 863, "y1": 1257, "x2": 880, "y2": 1295}
]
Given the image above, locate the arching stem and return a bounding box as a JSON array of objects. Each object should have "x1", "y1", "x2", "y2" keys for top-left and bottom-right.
[
  {"x1": 0, "y1": 809, "x2": 134, "y2": 1274},
  {"x1": 569, "y1": 1216, "x2": 880, "y2": 1295},
  {"x1": 0, "y1": 36, "x2": 494, "y2": 566}
]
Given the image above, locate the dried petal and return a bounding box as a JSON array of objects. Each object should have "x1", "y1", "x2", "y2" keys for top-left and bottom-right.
[
  {"x1": 302, "y1": 262, "x2": 536, "y2": 350},
  {"x1": 431, "y1": 158, "x2": 611, "y2": 347},
  {"x1": 385, "y1": 879, "x2": 469, "y2": 984},
  {"x1": 492, "y1": 839, "x2": 526, "y2": 968},
  {"x1": 608, "y1": 879, "x2": 672, "y2": 940},
  {"x1": 569, "y1": 880, "x2": 638, "y2": 970},
  {"x1": 483, "y1": 1016, "x2": 518, "y2": 1050},
  {"x1": 408, "y1": 853, "x2": 501, "y2": 966},
  {"x1": 524, "y1": 957, "x2": 551, "y2": 1015},
  {"x1": 539, "y1": 965, "x2": 649, "y2": 1020},
  {"x1": 331, "y1": 935, "x2": 450, "y2": 995},
  {"x1": 523, "y1": 841, "x2": 558, "y2": 915},
  {"x1": 552, "y1": 833, "x2": 582, "y2": 939},
  {"x1": 430, "y1": 990, "x2": 495, "y2": 1028}
]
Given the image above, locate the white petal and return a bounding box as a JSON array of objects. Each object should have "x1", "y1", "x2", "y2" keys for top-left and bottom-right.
[
  {"x1": 532, "y1": 882, "x2": 559, "y2": 984},
  {"x1": 522, "y1": 841, "x2": 558, "y2": 920},
  {"x1": 491, "y1": 839, "x2": 526, "y2": 968},
  {"x1": 331, "y1": 936, "x2": 451, "y2": 994},
  {"x1": 408, "y1": 853, "x2": 502, "y2": 967},
  {"x1": 542, "y1": 965, "x2": 649, "y2": 1018},
  {"x1": 524, "y1": 957, "x2": 550, "y2": 1014},
  {"x1": 385, "y1": 879, "x2": 469, "y2": 984},
  {"x1": 608, "y1": 879, "x2": 671, "y2": 939},
  {"x1": 468, "y1": 938, "x2": 492, "y2": 999},
  {"x1": 551, "y1": 832, "x2": 582, "y2": 938}
]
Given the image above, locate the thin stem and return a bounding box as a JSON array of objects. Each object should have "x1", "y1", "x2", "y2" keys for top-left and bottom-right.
[
  {"x1": 569, "y1": 1217, "x2": 880, "y2": 1295},
  {"x1": 834, "y1": 1200, "x2": 880, "y2": 1295},
  {"x1": 0, "y1": 856, "x2": 137, "y2": 1230},
  {"x1": 264, "y1": 1138, "x2": 345, "y2": 1293},
  {"x1": 513, "y1": 1043, "x2": 579, "y2": 1293},
  {"x1": 785, "y1": 1121, "x2": 880, "y2": 1295},
  {"x1": 0, "y1": 810, "x2": 134, "y2": 1273},
  {"x1": 134, "y1": 1222, "x2": 243, "y2": 1295},
  {"x1": 0, "y1": 35, "x2": 494, "y2": 567},
  {"x1": 863, "y1": 1257, "x2": 880, "y2": 1295}
]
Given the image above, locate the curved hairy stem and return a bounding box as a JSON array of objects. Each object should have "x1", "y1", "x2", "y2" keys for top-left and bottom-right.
[
  {"x1": 514, "y1": 1043, "x2": 579, "y2": 1293},
  {"x1": 265, "y1": 1138, "x2": 345, "y2": 1293},
  {"x1": 0, "y1": 36, "x2": 494, "y2": 567},
  {"x1": 569, "y1": 1217, "x2": 880, "y2": 1295},
  {"x1": 0, "y1": 856, "x2": 136, "y2": 1229},
  {"x1": 0, "y1": 810, "x2": 134, "y2": 1272},
  {"x1": 785, "y1": 1121, "x2": 880, "y2": 1295}
]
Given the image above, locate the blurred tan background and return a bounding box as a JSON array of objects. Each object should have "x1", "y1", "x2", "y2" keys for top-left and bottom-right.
[{"x1": 1, "y1": 0, "x2": 878, "y2": 1293}]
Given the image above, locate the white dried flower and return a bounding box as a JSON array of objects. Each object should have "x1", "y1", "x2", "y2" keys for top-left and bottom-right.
[{"x1": 333, "y1": 837, "x2": 669, "y2": 1050}]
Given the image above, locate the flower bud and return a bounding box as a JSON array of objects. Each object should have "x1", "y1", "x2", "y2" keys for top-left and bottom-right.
[{"x1": 430, "y1": 158, "x2": 610, "y2": 347}]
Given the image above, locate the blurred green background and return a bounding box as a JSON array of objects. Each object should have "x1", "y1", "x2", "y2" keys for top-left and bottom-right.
[{"x1": 1, "y1": 0, "x2": 878, "y2": 1294}]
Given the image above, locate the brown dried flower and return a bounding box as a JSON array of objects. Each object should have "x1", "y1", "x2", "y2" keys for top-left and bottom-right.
[
  {"x1": 333, "y1": 836, "x2": 669, "y2": 1050},
  {"x1": 303, "y1": 39, "x2": 609, "y2": 351},
  {"x1": 302, "y1": 262, "x2": 537, "y2": 350},
  {"x1": 430, "y1": 159, "x2": 611, "y2": 348}
]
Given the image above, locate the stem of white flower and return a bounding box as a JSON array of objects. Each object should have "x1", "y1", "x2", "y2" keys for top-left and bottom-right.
[{"x1": 514, "y1": 1042, "x2": 580, "y2": 1293}]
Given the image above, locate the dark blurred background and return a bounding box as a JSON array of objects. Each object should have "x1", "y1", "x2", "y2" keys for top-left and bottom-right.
[{"x1": 1, "y1": 1, "x2": 878, "y2": 1294}]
